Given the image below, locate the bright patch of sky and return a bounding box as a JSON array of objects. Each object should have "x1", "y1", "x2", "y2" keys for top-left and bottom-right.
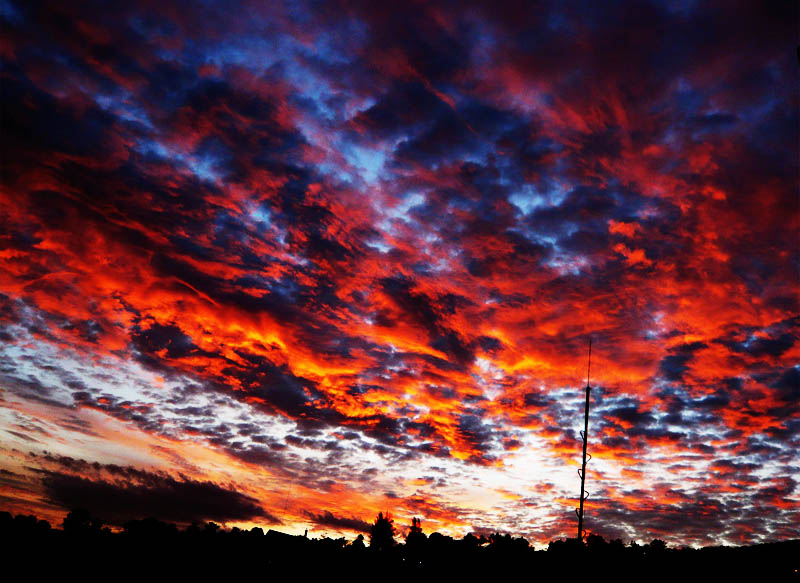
[
  {"x1": 509, "y1": 184, "x2": 548, "y2": 215},
  {"x1": 389, "y1": 192, "x2": 426, "y2": 222},
  {"x1": 187, "y1": 153, "x2": 222, "y2": 182},
  {"x1": 248, "y1": 204, "x2": 272, "y2": 228},
  {"x1": 94, "y1": 93, "x2": 152, "y2": 127},
  {"x1": 364, "y1": 237, "x2": 392, "y2": 254},
  {"x1": 509, "y1": 181, "x2": 570, "y2": 216},
  {"x1": 343, "y1": 144, "x2": 385, "y2": 183},
  {"x1": 644, "y1": 311, "x2": 666, "y2": 339},
  {"x1": 136, "y1": 139, "x2": 222, "y2": 183}
]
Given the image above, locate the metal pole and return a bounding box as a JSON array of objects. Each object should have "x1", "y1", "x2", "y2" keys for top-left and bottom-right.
[{"x1": 576, "y1": 339, "x2": 592, "y2": 541}]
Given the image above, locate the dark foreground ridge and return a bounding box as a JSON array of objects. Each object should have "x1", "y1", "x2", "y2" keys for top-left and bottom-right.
[{"x1": 3, "y1": 509, "x2": 798, "y2": 580}]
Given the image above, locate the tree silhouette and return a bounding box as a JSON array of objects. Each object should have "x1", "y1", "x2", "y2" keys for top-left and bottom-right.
[
  {"x1": 62, "y1": 508, "x2": 102, "y2": 534},
  {"x1": 587, "y1": 532, "x2": 607, "y2": 552},
  {"x1": 406, "y1": 517, "x2": 425, "y2": 546},
  {"x1": 369, "y1": 512, "x2": 395, "y2": 551},
  {"x1": 648, "y1": 539, "x2": 667, "y2": 554}
]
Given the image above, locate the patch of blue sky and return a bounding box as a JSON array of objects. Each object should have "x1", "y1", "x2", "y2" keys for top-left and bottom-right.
[
  {"x1": 135, "y1": 138, "x2": 171, "y2": 160},
  {"x1": 741, "y1": 333, "x2": 760, "y2": 350},
  {"x1": 311, "y1": 155, "x2": 354, "y2": 185},
  {"x1": 185, "y1": 153, "x2": 222, "y2": 182},
  {"x1": 509, "y1": 184, "x2": 549, "y2": 215},
  {"x1": 267, "y1": 35, "x2": 354, "y2": 124},
  {"x1": 293, "y1": 114, "x2": 320, "y2": 143},
  {"x1": 293, "y1": 115, "x2": 369, "y2": 186},
  {"x1": 545, "y1": 174, "x2": 571, "y2": 205},
  {"x1": 505, "y1": 227, "x2": 554, "y2": 253},
  {"x1": 248, "y1": 205, "x2": 272, "y2": 229},
  {"x1": 255, "y1": 217, "x2": 291, "y2": 251},
  {"x1": 288, "y1": 68, "x2": 339, "y2": 121},
  {"x1": 134, "y1": 138, "x2": 222, "y2": 183},
  {"x1": 343, "y1": 95, "x2": 377, "y2": 122},
  {"x1": 202, "y1": 35, "x2": 286, "y2": 72},
  {"x1": 342, "y1": 143, "x2": 385, "y2": 183},
  {"x1": 512, "y1": 175, "x2": 571, "y2": 215},
  {"x1": 422, "y1": 232, "x2": 440, "y2": 246},
  {"x1": 444, "y1": 194, "x2": 477, "y2": 215},
  {"x1": 388, "y1": 191, "x2": 426, "y2": 222},
  {"x1": 94, "y1": 93, "x2": 152, "y2": 127},
  {"x1": 364, "y1": 238, "x2": 392, "y2": 254}
]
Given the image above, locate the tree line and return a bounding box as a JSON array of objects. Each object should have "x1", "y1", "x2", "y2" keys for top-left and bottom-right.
[{"x1": 1, "y1": 508, "x2": 796, "y2": 579}]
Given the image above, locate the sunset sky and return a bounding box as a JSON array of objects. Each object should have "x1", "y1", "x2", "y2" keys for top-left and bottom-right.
[{"x1": 0, "y1": 1, "x2": 797, "y2": 548}]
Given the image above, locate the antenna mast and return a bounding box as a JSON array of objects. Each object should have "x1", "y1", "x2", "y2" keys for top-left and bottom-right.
[{"x1": 576, "y1": 338, "x2": 592, "y2": 542}]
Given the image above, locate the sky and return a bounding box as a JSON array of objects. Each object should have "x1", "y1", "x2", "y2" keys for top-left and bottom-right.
[{"x1": 0, "y1": 0, "x2": 797, "y2": 548}]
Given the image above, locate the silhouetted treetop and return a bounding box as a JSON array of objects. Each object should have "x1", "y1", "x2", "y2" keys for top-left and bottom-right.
[
  {"x1": 370, "y1": 512, "x2": 395, "y2": 551},
  {"x1": 62, "y1": 508, "x2": 103, "y2": 534}
]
